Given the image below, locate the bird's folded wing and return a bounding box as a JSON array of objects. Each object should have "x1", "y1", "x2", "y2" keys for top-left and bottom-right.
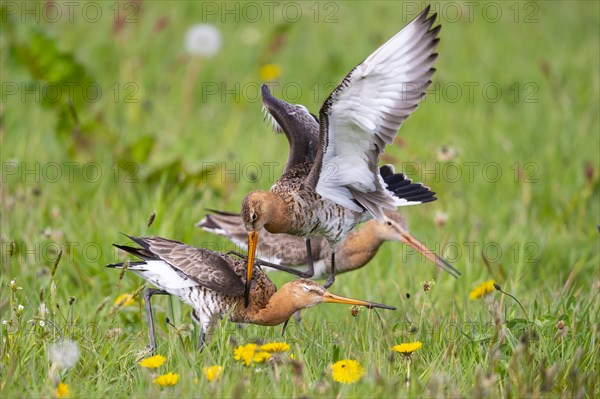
[{"x1": 135, "y1": 236, "x2": 245, "y2": 297}]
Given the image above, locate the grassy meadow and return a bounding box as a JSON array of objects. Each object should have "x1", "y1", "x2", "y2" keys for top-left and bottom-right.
[{"x1": 1, "y1": 0, "x2": 599, "y2": 397}]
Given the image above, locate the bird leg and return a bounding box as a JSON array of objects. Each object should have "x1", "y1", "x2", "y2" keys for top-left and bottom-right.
[
  {"x1": 281, "y1": 318, "x2": 290, "y2": 335},
  {"x1": 293, "y1": 310, "x2": 303, "y2": 324},
  {"x1": 226, "y1": 240, "x2": 318, "y2": 278},
  {"x1": 144, "y1": 288, "x2": 169, "y2": 354},
  {"x1": 197, "y1": 329, "x2": 206, "y2": 351},
  {"x1": 323, "y1": 252, "x2": 336, "y2": 288},
  {"x1": 225, "y1": 250, "x2": 248, "y2": 259}
]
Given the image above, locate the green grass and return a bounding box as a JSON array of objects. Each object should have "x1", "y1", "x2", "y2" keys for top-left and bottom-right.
[{"x1": 1, "y1": 1, "x2": 599, "y2": 397}]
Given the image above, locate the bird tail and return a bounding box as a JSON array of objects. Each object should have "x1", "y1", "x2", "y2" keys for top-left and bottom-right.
[
  {"x1": 380, "y1": 165, "x2": 436, "y2": 205},
  {"x1": 106, "y1": 260, "x2": 148, "y2": 269},
  {"x1": 196, "y1": 209, "x2": 245, "y2": 239}
]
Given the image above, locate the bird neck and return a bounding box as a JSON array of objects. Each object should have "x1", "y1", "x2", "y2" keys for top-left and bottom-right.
[
  {"x1": 337, "y1": 221, "x2": 387, "y2": 271},
  {"x1": 260, "y1": 192, "x2": 290, "y2": 234},
  {"x1": 248, "y1": 289, "x2": 300, "y2": 326}
]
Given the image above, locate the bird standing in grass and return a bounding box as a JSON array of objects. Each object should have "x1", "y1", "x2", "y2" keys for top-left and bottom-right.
[
  {"x1": 241, "y1": 7, "x2": 446, "y2": 305},
  {"x1": 108, "y1": 235, "x2": 395, "y2": 353}
]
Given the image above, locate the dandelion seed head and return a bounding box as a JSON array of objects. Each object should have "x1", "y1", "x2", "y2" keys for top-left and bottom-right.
[
  {"x1": 184, "y1": 24, "x2": 222, "y2": 57},
  {"x1": 49, "y1": 340, "x2": 80, "y2": 369}
]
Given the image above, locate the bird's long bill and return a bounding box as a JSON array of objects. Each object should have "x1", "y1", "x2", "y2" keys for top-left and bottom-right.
[
  {"x1": 244, "y1": 230, "x2": 259, "y2": 307},
  {"x1": 400, "y1": 231, "x2": 462, "y2": 279},
  {"x1": 322, "y1": 292, "x2": 396, "y2": 310}
]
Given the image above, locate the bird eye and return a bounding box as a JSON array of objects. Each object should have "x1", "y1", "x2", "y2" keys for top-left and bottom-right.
[
  {"x1": 386, "y1": 221, "x2": 393, "y2": 226},
  {"x1": 251, "y1": 212, "x2": 257, "y2": 222}
]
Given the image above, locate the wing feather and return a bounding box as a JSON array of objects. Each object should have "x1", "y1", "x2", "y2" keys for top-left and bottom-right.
[
  {"x1": 126, "y1": 236, "x2": 244, "y2": 297},
  {"x1": 307, "y1": 7, "x2": 440, "y2": 218}
]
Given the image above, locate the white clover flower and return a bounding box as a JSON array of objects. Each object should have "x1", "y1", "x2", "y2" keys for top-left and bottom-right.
[
  {"x1": 49, "y1": 340, "x2": 80, "y2": 369},
  {"x1": 184, "y1": 24, "x2": 222, "y2": 57}
]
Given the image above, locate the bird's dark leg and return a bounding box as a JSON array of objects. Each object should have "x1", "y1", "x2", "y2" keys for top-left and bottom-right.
[
  {"x1": 144, "y1": 288, "x2": 169, "y2": 354},
  {"x1": 225, "y1": 250, "x2": 247, "y2": 259},
  {"x1": 226, "y1": 241, "x2": 316, "y2": 278},
  {"x1": 281, "y1": 318, "x2": 290, "y2": 335},
  {"x1": 197, "y1": 329, "x2": 206, "y2": 351},
  {"x1": 323, "y1": 252, "x2": 336, "y2": 288},
  {"x1": 250, "y1": 239, "x2": 315, "y2": 278}
]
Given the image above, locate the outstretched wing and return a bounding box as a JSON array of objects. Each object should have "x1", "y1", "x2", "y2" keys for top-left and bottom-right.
[
  {"x1": 306, "y1": 7, "x2": 440, "y2": 219},
  {"x1": 126, "y1": 236, "x2": 245, "y2": 297},
  {"x1": 261, "y1": 84, "x2": 320, "y2": 174}
]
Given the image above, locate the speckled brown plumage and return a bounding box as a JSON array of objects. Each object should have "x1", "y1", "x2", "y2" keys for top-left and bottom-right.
[{"x1": 108, "y1": 236, "x2": 396, "y2": 350}]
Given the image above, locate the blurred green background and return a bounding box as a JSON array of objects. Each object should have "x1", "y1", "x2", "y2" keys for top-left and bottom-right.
[{"x1": 1, "y1": 1, "x2": 598, "y2": 397}]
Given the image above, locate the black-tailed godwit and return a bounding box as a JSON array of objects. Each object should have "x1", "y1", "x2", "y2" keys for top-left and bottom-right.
[
  {"x1": 241, "y1": 7, "x2": 446, "y2": 305},
  {"x1": 108, "y1": 235, "x2": 395, "y2": 352}
]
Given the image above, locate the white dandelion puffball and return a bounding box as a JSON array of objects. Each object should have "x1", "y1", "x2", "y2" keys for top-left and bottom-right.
[
  {"x1": 185, "y1": 24, "x2": 222, "y2": 57},
  {"x1": 49, "y1": 339, "x2": 80, "y2": 369}
]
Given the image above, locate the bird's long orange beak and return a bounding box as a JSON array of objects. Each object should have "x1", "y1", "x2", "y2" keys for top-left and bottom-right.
[
  {"x1": 244, "y1": 230, "x2": 259, "y2": 307},
  {"x1": 400, "y1": 231, "x2": 461, "y2": 279},
  {"x1": 322, "y1": 292, "x2": 396, "y2": 310}
]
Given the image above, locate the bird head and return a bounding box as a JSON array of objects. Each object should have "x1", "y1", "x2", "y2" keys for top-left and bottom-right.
[
  {"x1": 380, "y1": 211, "x2": 461, "y2": 279},
  {"x1": 240, "y1": 190, "x2": 280, "y2": 307},
  {"x1": 279, "y1": 279, "x2": 396, "y2": 311}
]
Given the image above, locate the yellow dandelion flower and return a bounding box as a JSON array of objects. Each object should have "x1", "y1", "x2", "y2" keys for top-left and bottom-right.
[
  {"x1": 252, "y1": 351, "x2": 272, "y2": 363},
  {"x1": 55, "y1": 382, "x2": 69, "y2": 398},
  {"x1": 259, "y1": 64, "x2": 281, "y2": 81},
  {"x1": 331, "y1": 359, "x2": 365, "y2": 384},
  {"x1": 138, "y1": 354, "x2": 166, "y2": 368},
  {"x1": 259, "y1": 342, "x2": 290, "y2": 353},
  {"x1": 392, "y1": 341, "x2": 423, "y2": 356},
  {"x1": 469, "y1": 279, "x2": 496, "y2": 300},
  {"x1": 154, "y1": 372, "x2": 179, "y2": 387},
  {"x1": 202, "y1": 365, "x2": 223, "y2": 382},
  {"x1": 290, "y1": 353, "x2": 296, "y2": 360},
  {"x1": 234, "y1": 343, "x2": 258, "y2": 366},
  {"x1": 114, "y1": 293, "x2": 135, "y2": 307}
]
